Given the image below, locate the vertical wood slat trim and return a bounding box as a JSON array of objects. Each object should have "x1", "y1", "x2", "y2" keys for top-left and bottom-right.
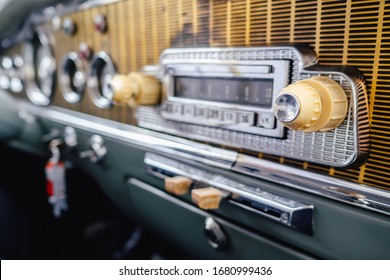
[
  {"x1": 178, "y1": 0, "x2": 183, "y2": 46},
  {"x1": 209, "y1": 0, "x2": 214, "y2": 46},
  {"x1": 151, "y1": 0, "x2": 159, "y2": 62},
  {"x1": 129, "y1": 0, "x2": 137, "y2": 70},
  {"x1": 164, "y1": 0, "x2": 171, "y2": 48},
  {"x1": 361, "y1": 1, "x2": 385, "y2": 184},
  {"x1": 226, "y1": 0, "x2": 232, "y2": 47},
  {"x1": 289, "y1": 0, "x2": 296, "y2": 43},
  {"x1": 358, "y1": 164, "x2": 366, "y2": 183},
  {"x1": 314, "y1": 0, "x2": 322, "y2": 55},
  {"x1": 245, "y1": 0, "x2": 250, "y2": 46},
  {"x1": 139, "y1": 0, "x2": 147, "y2": 65},
  {"x1": 342, "y1": 0, "x2": 351, "y2": 65},
  {"x1": 109, "y1": 3, "x2": 119, "y2": 121},
  {"x1": 117, "y1": 1, "x2": 127, "y2": 73},
  {"x1": 266, "y1": 0, "x2": 271, "y2": 44},
  {"x1": 193, "y1": 0, "x2": 198, "y2": 45},
  {"x1": 369, "y1": 1, "x2": 384, "y2": 122}
]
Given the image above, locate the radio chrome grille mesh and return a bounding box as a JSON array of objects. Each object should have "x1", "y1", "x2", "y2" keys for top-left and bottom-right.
[{"x1": 23, "y1": 0, "x2": 388, "y2": 190}]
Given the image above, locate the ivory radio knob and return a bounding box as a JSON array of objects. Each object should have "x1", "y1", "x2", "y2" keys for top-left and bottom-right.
[
  {"x1": 273, "y1": 76, "x2": 348, "y2": 132},
  {"x1": 108, "y1": 72, "x2": 161, "y2": 108}
]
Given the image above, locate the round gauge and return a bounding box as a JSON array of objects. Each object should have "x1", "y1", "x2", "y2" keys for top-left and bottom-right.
[
  {"x1": 23, "y1": 27, "x2": 56, "y2": 106},
  {"x1": 87, "y1": 52, "x2": 116, "y2": 109},
  {"x1": 59, "y1": 52, "x2": 85, "y2": 103}
]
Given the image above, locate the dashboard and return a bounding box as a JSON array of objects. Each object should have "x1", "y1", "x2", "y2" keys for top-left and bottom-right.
[{"x1": 0, "y1": 0, "x2": 390, "y2": 259}]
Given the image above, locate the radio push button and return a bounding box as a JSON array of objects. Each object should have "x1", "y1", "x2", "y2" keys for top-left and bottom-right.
[
  {"x1": 183, "y1": 105, "x2": 195, "y2": 117},
  {"x1": 208, "y1": 109, "x2": 220, "y2": 119},
  {"x1": 222, "y1": 111, "x2": 237, "y2": 125},
  {"x1": 258, "y1": 113, "x2": 276, "y2": 129},
  {"x1": 171, "y1": 104, "x2": 182, "y2": 116},
  {"x1": 195, "y1": 107, "x2": 207, "y2": 119},
  {"x1": 274, "y1": 76, "x2": 348, "y2": 132},
  {"x1": 237, "y1": 112, "x2": 255, "y2": 126}
]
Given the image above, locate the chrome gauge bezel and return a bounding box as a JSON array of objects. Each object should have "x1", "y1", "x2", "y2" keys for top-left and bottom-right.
[
  {"x1": 23, "y1": 27, "x2": 56, "y2": 106},
  {"x1": 59, "y1": 52, "x2": 85, "y2": 103},
  {"x1": 87, "y1": 52, "x2": 116, "y2": 109}
]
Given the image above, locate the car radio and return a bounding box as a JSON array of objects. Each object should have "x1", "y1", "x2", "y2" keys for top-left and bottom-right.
[{"x1": 137, "y1": 46, "x2": 369, "y2": 167}]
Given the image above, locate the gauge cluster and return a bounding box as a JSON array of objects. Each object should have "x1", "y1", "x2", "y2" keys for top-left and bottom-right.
[
  {"x1": 23, "y1": 27, "x2": 56, "y2": 106},
  {"x1": 16, "y1": 25, "x2": 118, "y2": 110}
]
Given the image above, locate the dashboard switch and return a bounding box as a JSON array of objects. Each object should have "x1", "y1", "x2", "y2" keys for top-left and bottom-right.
[
  {"x1": 63, "y1": 17, "x2": 76, "y2": 36},
  {"x1": 79, "y1": 42, "x2": 92, "y2": 60},
  {"x1": 164, "y1": 176, "x2": 192, "y2": 195},
  {"x1": 94, "y1": 14, "x2": 107, "y2": 33},
  {"x1": 192, "y1": 187, "x2": 223, "y2": 210}
]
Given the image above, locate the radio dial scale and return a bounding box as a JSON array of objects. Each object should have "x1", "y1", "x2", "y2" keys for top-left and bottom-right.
[{"x1": 161, "y1": 60, "x2": 289, "y2": 138}]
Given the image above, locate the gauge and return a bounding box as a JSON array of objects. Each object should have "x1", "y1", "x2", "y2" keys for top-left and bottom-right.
[
  {"x1": 87, "y1": 52, "x2": 116, "y2": 109},
  {"x1": 23, "y1": 27, "x2": 56, "y2": 105},
  {"x1": 59, "y1": 52, "x2": 85, "y2": 103}
]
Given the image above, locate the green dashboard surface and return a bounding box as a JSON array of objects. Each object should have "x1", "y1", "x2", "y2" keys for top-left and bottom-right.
[{"x1": 6, "y1": 113, "x2": 389, "y2": 260}]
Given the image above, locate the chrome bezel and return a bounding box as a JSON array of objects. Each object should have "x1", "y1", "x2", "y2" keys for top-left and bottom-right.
[
  {"x1": 59, "y1": 52, "x2": 85, "y2": 103},
  {"x1": 87, "y1": 52, "x2": 116, "y2": 109},
  {"x1": 23, "y1": 26, "x2": 56, "y2": 106}
]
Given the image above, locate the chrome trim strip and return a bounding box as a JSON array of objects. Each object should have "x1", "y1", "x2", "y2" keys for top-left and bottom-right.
[
  {"x1": 16, "y1": 100, "x2": 236, "y2": 169},
  {"x1": 145, "y1": 152, "x2": 314, "y2": 235},
  {"x1": 15, "y1": 100, "x2": 390, "y2": 216},
  {"x1": 234, "y1": 155, "x2": 390, "y2": 216}
]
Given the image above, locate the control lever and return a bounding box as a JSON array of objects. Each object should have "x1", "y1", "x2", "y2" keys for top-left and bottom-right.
[
  {"x1": 191, "y1": 187, "x2": 224, "y2": 210},
  {"x1": 79, "y1": 134, "x2": 107, "y2": 163}
]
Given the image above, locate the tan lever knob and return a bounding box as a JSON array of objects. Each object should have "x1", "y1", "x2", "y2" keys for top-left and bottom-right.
[
  {"x1": 109, "y1": 72, "x2": 161, "y2": 108},
  {"x1": 192, "y1": 187, "x2": 223, "y2": 210},
  {"x1": 164, "y1": 176, "x2": 192, "y2": 195}
]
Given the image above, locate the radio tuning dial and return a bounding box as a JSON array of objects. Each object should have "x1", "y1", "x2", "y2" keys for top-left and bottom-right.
[
  {"x1": 274, "y1": 76, "x2": 348, "y2": 132},
  {"x1": 108, "y1": 72, "x2": 160, "y2": 108}
]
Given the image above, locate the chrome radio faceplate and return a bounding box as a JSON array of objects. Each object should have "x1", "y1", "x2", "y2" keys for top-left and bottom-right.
[
  {"x1": 137, "y1": 46, "x2": 369, "y2": 167},
  {"x1": 161, "y1": 60, "x2": 289, "y2": 138}
]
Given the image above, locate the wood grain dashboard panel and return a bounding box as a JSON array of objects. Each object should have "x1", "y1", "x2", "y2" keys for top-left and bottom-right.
[{"x1": 16, "y1": 0, "x2": 390, "y2": 191}]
